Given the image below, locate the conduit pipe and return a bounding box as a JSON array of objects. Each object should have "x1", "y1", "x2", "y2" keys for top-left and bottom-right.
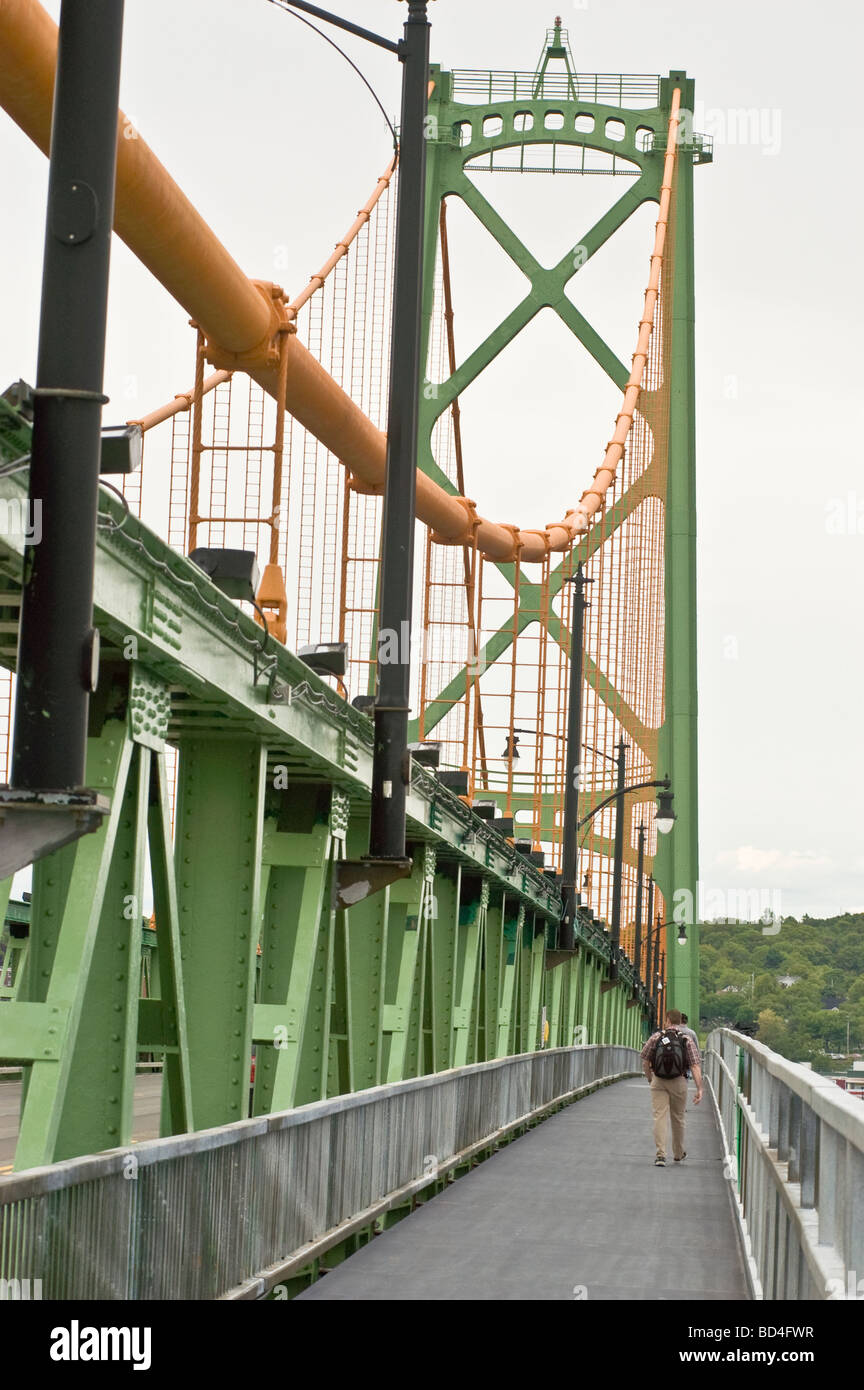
[{"x1": 0, "y1": 0, "x2": 680, "y2": 564}]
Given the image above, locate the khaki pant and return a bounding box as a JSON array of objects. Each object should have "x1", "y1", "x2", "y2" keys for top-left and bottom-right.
[{"x1": 650, "y1": 1075, "x2": 688, "y2": 1159}]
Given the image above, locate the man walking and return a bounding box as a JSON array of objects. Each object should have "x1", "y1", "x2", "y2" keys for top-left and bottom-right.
[
  {"x1": 678, "y1": 1013, "x2": 700, "y2": 1051},
  {"x1": 641, "y1": 1008, "x2": 702, "y2": 1167}
]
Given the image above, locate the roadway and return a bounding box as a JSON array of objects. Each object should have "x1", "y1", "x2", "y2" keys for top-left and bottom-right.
[
  {"x1": 0, "y1": 1072, "x2": 163, "y2": 1171},
  {"x1": 298, "y1": 1077, "x2": 750, "y2": 1301}
]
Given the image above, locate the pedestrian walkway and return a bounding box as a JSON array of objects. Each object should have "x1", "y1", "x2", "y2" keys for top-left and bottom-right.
[{"x1": 298, "y1": 1077, "x2": 750, "y2": 1301}]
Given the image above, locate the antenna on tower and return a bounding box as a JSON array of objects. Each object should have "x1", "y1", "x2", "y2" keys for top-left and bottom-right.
[{"x1": 533, "y1": 17, "x2": 579, "y2": 99}]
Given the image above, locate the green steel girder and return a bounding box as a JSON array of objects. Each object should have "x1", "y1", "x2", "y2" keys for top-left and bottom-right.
[
  {"x1": 496, "y1": 903, "x2": 524, "y2": 1057},
  {"x1": 342, "y1": 812, "x2": 390, "y2": 1091},
  {"x1": 426, "y1": 863, "x2": 461, "y2": 1073},
  {"x1": 384, "y1": 846, "x2": 434, "y2": 1081},
  {"x1": 13, "y1": 721, "x2": 134, "y2": 1168},
  {"x1": 252, "y1": 811, "x2": 336, "y2": 1114},
  {"x1": 451, "y1": 874, "x2": 486, "y2": 1068},
  {"x1": 653, "y1": 73, "x2": 701, "y2": 1022},
  {"x1": 174, "y1": 737, "x2": 266, "y2": 1131},
  {"x1": 146, "y1": 750, "x2": 193, "y2": 1136}
]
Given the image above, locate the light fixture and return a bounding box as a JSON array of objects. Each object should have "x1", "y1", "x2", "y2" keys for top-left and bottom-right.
[
  {"x1": 502, "y1": 734, "x2": 520, "y2": 760},
  {"x1": 1, "y1": 379, "x2": 144, "y2": 474},
  {"x1": 408, "y1": 741, "x2": 442, "y2": 769},
  {"x1": 677, "y1": 923, "x2": 688, "y2": 945},
  {"x1": 1, "y1": 378, "x2": 34, "y2": 421},
  {"x1": 189, "y1": 548, "x2": 260, "y2": 602},
  {"x1": 297, "y1": 641, "x2": 347, "y2": 680},
  {"x1": 655, "y1": 787, "x2": 676, "y2": 834},
  {"x1": 436, "y1": 770, "x2": 469, "y2": 796},
  {"x1": 99, "y1": 423, "x2": 143, "y2": 474}
]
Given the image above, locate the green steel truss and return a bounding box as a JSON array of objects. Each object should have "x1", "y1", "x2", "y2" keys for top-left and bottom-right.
[{"x1": 410, "y1": 44, "x2": 709, "y2": 1020}]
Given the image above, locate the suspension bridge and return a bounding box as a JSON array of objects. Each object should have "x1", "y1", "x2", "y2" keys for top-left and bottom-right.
[{"x1": 0, "y1": 1, "x2": 861, "y2": 1309}]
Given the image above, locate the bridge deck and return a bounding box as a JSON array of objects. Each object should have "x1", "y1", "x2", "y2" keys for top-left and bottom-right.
[{"x1": 298, "y1": 1078, "x2": 750, "y2": 1302}]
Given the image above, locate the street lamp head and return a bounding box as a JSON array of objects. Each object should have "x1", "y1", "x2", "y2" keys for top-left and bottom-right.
[
  {"x1": 655, "y1": 786, "x2": 676, "y2": 835},
  {"x1": 677, "y1": 923, "x2": 687, "y2": 945}
]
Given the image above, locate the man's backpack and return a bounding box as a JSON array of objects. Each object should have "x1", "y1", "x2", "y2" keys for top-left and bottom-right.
[{"x1": 651, "y1": 1027, "x2": 688, "y2": 1079}]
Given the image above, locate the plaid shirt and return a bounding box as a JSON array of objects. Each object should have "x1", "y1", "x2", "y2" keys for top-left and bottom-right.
[{"x1": 641, "y1": 1028, "x2": 701, "y2": 1070}]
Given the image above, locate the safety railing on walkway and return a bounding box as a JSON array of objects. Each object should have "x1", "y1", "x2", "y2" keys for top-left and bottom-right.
[
  {"x1": 705, "y1": 1028, "x2": 864, "y2": 1300},
  {"x1": 450, "y1": 70, "x2": 661, "y2": 108},
  {"x1": 0, "y1": 1044, "x2": 639, "y2": 1301}
]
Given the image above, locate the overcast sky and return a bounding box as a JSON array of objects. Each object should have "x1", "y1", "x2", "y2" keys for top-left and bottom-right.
[{"x1": 1, "y1": 0, "x2": 862, "y2": 918}]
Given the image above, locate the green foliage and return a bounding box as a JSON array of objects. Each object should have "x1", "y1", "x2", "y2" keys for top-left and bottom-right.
[
  {"x1": 809, "y1": 1052, "x2": 835, "y2": 1075},
  {"x1": 700, "y1": 914, "x2": 864, "y2": 1065},
  {"x1": 756, "y1": 1008, "x2": 788, "y2": 1051}
]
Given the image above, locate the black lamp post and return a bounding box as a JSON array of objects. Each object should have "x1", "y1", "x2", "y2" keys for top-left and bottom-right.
[
  {"x1": 643, "y1": 915, "x2": 688, "y2": 1028},
  {"x1": 644, "y1": 875, "x2": 656, "y2": 1010},
  {"x1": 0, "y1": 0, "x2": 125, "y2": 877},
  {"x1": 279, "y1": 2, "x2": 432, "y2": 891},
  {"x1": 633, "y1": 821, "x2": 645, "y2": 978},
  {"x1": 368, "y1": 1, "x2": 431, "y2": 866},
  {"x1": 573, "y1": 768, "x2": 675, "y2": 977},
  {"x1": 608, "y1": 737, "x2": 628, "y2": 979},
  {"x1": 560, "y1": 562, "x2": 593, "y2": 949}
]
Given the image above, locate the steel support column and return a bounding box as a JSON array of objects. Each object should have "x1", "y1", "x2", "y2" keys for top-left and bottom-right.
[
  {"x1": 174, "y1": 738, "x2": 266, "y2": 1130},
  {"x1": 655, "y1": 72, "x2": 700, "y2": 1022}
]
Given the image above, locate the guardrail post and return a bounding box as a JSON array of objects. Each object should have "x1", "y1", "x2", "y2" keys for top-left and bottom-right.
[
  {"x1": 848, "y1": 1145, "x2": 864, "y2": 1281},
  {"x1": 787, "y1": 1090, "x2": 802, "y2": 1183},
  {"x1": 767, "y1": 1072, "x2": 779, "y2": 1149},
  {"x1": 777, "y1": 1082, "x2": 790, "y2": 1163},
  {"x1": 799, "y1": 1100, "x2": 818, "y2": 1209},
  {"x1": 818, "y1": 1120, "x2": 840, "y2": 1254}
]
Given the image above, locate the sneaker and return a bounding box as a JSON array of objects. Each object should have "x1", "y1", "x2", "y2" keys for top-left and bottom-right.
[
  {"x1": 654, "y1": 1157, "x2": 666, "y2": 1167},
  {"x1": 674, "y1": 1152, "x2": 687, "y2": 1162}
]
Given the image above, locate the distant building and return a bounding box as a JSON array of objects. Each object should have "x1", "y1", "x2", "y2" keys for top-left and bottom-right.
[{"x1": 777, "y1": 975, "x2": 800, "y2": 988}]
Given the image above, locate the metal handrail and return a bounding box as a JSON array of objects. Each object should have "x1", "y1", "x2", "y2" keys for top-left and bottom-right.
[
  {"x1": 450, "y1": 70, "x2": 661, "y2": 108},
  {"x1": 705, "y1": 1028, "x2": 864, "y2": 1300},
  {"x1": 0, "y1": 1044, "x2": 640, "y2": 1301}
]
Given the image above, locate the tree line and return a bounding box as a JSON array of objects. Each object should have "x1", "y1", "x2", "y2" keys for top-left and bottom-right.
[{"x1": 699, "y1": 913, "x2": 864, "y2": 1072}]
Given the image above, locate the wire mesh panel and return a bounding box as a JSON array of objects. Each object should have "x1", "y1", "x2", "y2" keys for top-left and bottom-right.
[{"x1": 142, "y1": 167, "x2": 398, "y2": 698}]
